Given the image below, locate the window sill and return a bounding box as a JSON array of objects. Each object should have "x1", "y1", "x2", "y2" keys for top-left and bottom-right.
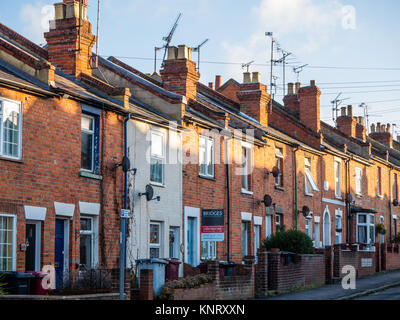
[
  {"x1": 305, "y1": 192, "x2": 313, "y2": 197},
  {"x1": 241, "y1": 189, "x2": 253, "y2": 195},
  {"x1": 335, "y1": 196, "x2": 342, "y2": 200},
  {"x1": 356, "y1": 193, "x2": 363, "y2": 198},
  {"x1": 199, "y1": 175, "x2": 216, "y2": 181},
  {"x1": 0, "y1": 155, "x2": 23, "y2": 163},
  {"x1": 377, "y1": 194, "x2": 383, "y2": 199},
  {"x1": 150, "y1": 182, "x2": 165, "y2": 188},
  {"x1": 79, "y1": 170, "x2": 103, "y2": 180},
  {"x1": 275, "y1": 186, "x2": 285, "y2": 192}
]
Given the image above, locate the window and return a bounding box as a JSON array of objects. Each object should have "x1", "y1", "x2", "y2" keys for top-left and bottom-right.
[
  {"x1": 254, "y1": 225, "x2": 260, "y2": 263},
  {"x1": 0, "y1": 98, "x2": 22, "y2": 159},
  {"x1": 0, "y1": 215, "x2": 15, "y2": 271},
  {"x1": 314, "y1": 222, "x2": 320, "y2": 247},
  {"x1": 241, "y1": 146, "x2": 252, "y2": 192},
  {"x1": 275, "y1": 148, "x2": 283, "y2": 187},
  {"x1": 355, "y1": 167, "x2": 362, "y2": 195},
  {"x1": 201, "y1": 241, "x2": 216, "y2": 260},
  {"x1": 265, "y1": 215, "x2": 272, "y2": 239},
  {"x1": 199, "y1": 136, "x2": 214, "y2": 178},
  {"x1": 393, "y1": 217, "x2": 398, "y2": 239},
  {"x1": 150, "y1": 222, "x2": 161, "y2": 258},
  {"x1": 357, "y1": 214, "x2": 375, "y2": 246},
  {"x1": 377, "y1": 167, "x2": 382, "y2": 196},
  {"x1": 276, "y1": 214, "x2": 283, "y2": 233},
  {"x1": 169, "y1": 227, "x2": 179, "y2": 259},
  {"x1": 150, "y1": 131, "x2": 165, "y2": 185},
  {"x1": 80, "y1": 217, "x2": 95, "y2": 269},
  {"x1": 241, "y1": 222, "x2": 249, "y2": 258},
  {"x1": 335, "y1": 211, "x2": 343, "y2": 244},
  {"x1": 305, "y1": 157, "x2": 319, "y2": 195},
  {"x1": 305, "y1": 218, "x2": 313, "y2": 239},
  {"x1": 81, "y1": 112, "x2": 100, "y2": 174},
  {"x1": 394, "y1": 174, "x2": 398, "y2": 201},
  {"x1": 334, "y1": 159, "x2": 341, "y2": 198},
  {"x1": 380, "y1": 216, "x2": 385, "y2": 244}
]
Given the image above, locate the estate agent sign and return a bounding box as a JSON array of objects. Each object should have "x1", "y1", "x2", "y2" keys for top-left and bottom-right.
[{"x1": 201, "y1": 209, "x2": 224, "y2": 242}]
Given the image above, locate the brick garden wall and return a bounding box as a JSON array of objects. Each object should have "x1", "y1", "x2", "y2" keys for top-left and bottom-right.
[{"x1": 382, "y1": 244, "x2": 400, "y2": 271}]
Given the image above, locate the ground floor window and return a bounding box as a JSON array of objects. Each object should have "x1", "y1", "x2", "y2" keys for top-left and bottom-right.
[
  {"x1": 266, "y1": 215, "x2": 272, "y2": 239},
  {"x1": 393, "y1": 217, "x2": 398, "y2": 239},
  {"x1": 241, "y1": 221, "x2": 249, "y2": 258},
  {"x1": 380, "y1": 216, "x2": 385, "y2": 243},
  {"x1": 305, "y1": 218, "x2": 313, "y2": 239},
  {"x1": 275, "y1": 214, "x2": 283, "y2": 233},
  {"x1": 201, "y1": 241, "x2": 216, "y2": 260},
  {"x1": 169, "y1": 227, "x2": 180, "y2": 259},
  {"x1": 357, "y1": 214, "x2": 375, "y2": 245},
  {"x1": 80, "y1": 216, "x2": 95, "y2": 269},
  {"x1": 335, "y1": 211, "x2": 343, "y2": 244},
  {"x1": 0, "y1": 215, "x2": 15, "y2": 271},
  {"x1": 150, "y1": 222, "x2": 162, "y2": 258},
  {"x1": 314, "y1": 222, "x2": 320, "y2": 247}
]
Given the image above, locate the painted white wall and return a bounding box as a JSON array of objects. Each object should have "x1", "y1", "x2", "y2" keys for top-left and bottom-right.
[{"x1": 126, "y1": 119, "x2": 183, "y2": 274}]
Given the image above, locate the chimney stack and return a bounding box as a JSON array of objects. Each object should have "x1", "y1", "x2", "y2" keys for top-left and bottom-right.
[
  {"x1": 215, "y1": 75, "x2": 221, "y2": 90},
  {"x1": 45, "y1": 0, "x2": 96, "y2": 77},
  {"x1": 283, "y1": 82, "x2": 300, "y2": 115},
  {"x1": 160, "y1": 45, "x2": 200, "y2": 101},
  {"x1": 297, "y1": 80, "x2": 321, "y2": 132},
  {"x1": 369, "y1": 122, "x2": 393, "y2": 148},
  {"x1": 208, "y1": 82, "x2": 214, "y2": 89},
  {"x1": 336, "y1": 104, "x2": 357, "y2": 138}
]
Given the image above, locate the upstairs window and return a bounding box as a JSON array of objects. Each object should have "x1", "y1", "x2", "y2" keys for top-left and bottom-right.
[
  {"x1": 81, "y1": 108, "x2": 100, "y2": 174},
  {"x1": 394, "y1": 173, "x2": 398, "y2": 201},
  {"x1": 334, "y1": 159, "x2": 341, "y2": 198},
  {"x1": 275, "y1": 148, "x2": 284, "y2": 188},
  {"x1": 305, "y1": 157, "x2": 319, "y2": 195},
  {"x1": 241, "y1": 144, "x2": 252, "y2": 192},
  {"x1": 199, "y1": 135, "x2": 214, "y2": 178},
  {"x1": 355, "y1": 167, "x2": 362, "y2": 195},
  {"x1": 150, "y1": 131, "x2": 165, "y2": 185},
  {"x1": 377, "y1": 167, "x2": 382, "y2": 196},
  {"x1": 0, "y1": 98, "x2": 22, "y2": 159}
]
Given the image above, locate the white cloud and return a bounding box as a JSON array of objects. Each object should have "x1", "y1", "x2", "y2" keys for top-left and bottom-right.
[{"x1": 19, "y1": 2, "x2": 54, "y2": 45}]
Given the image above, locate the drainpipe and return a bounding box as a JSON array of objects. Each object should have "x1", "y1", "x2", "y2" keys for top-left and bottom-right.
[
  {"x1": 294, "y1": 144, "x2": 300, "y2": 230},
  {"x1": 224, "y1": 134, "x2": 232, "y2": 262},
  {"x1": 119, "y1": 113, "x2": 131, "y2": 300},
  {"x1": 389, "y1": 167, "x2": 393, "y2": 241},
  {"x1": 345, "y1": 158, "x2": 351, "y2": 244}
]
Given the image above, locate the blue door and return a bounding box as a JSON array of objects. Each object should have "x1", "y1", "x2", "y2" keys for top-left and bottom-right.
[
  {"x1": 55, "y1": 219, "x2": 65, "y2": 289},
  {"x1": 187, "y1": 218, "x2": 195, "y2": 266}
]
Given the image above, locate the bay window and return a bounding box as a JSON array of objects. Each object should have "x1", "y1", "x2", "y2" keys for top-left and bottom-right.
[
  {"x1": 150, "y1": 131, "x2": 165, "y2": 185},
  {"x1": 357, "y1": 214, "x2": 375, "y2": 246},
  {"x1": 199, "y1": 135, "x2": 214, "y2": 178},
  {"x1": 0, "y1": 98, "x2": 22, "y2": 159}
]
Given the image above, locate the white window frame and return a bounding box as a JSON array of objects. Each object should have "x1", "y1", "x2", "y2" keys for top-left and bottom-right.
[
  {"x1": 356, "y1": 213, "x2": 375, "y2": 247},
  {"x1": 201, "y1": 241, "x2": 217, "y2": 260},
  {"x1": 334, "y1": 159, "x2": 341, "y2": 199},
  {"x1": 394, "y1": 174, "x2": 398, "y2": 201},
  {"x1": 241, "y1": 144, "x2": 252, "y2": 193},
  {"x1": 0, "y1": 98, "x2": 23, "y2": 160},
  {"x1": 377, "y1": 167, "x2": 382, "y2": 196},
  {"x1": 380, "y1": 216, "x2": 385, "y2": 244},
  {"x1": 314, "y1": 221, "x2": 320, "y2": 248},
  {"x1": 241, "y1": 221, "x2": 249, "y2": 258},
  {"x1": 81, "y1": 114, "x2": 95, "y2": 172},
  {"x1": 275, "y1": 148, "x2": 283, "y2": 188},
  {"x1": 199, "y1": 135, "x2": 215, "y2": 178},
  {"x1": 0, "y1": 214, "x2": 17, "y2": 271},
  {"x1": 305, "y1": 157, "x2": 319, "y2": 195},
  {"x1": 150, "y1": 222, "x2": 162, "y2": 258},
  {"x1": 79, "y1": 216, "x2": 98, "y2": 269},
  {"x1": 265, "y1": 214, "x2": 272, "y2": 239},
  {"x1": 150, "y1": 130, "x2": 165, "y2": 186},
  {"x1": 305, "y1": 217, "x2": 313, "y2": 239},
  {"x1": 335, "y1": 210, "x2": 343, "y2": 244},
  {"x1": 275, "y1": 214, "x2": 282, "y2": 232},
  {"x1": 355, "y1": 167, "x2": 362, "y2": 195}
]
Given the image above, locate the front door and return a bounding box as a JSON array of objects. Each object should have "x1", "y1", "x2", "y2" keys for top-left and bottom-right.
[
  {"x1": 254, "y1": 225, "x2": 260, "y2": 263},
  {"x1": 25, "y1": 223, "x2": 37, "y2": 271},
  {"x1": 55, "y1": 219, "x2": 65, "y2": 289},
  {"x1": 187, "y1": 218, "x2": 195, "y2": 266}
]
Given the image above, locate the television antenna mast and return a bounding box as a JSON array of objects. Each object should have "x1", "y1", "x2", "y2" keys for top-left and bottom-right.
[
  {"x1": 358, "y1": 103, "x2": 370, "y2": 134},
  {"x1": 241, "y1": 60, "x2": 255, "y2": 72},
  {"x1": 293, "y1": 64, "x2": 308, "y2": 82},
  {"x1": 274, "y1": 50, "x2": 292, "y2": 96},
  {"x1": 154, "y1": 13, "x2": 182, "y2": 73},
  {"x1": 192, "y1": 38, "x2": 209, "y2": 72},
  {"x1": 331, "y1": 93, "x2": 350, "y2": 124}
]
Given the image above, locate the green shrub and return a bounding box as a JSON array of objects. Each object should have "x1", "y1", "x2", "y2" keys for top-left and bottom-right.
[
  {"x1": 262, "y1": 229, "x2": 315, "y2": 254},
  {"x1": 0, "y1": 274, "x2": 6, "y2": 296},
  {"x1": 376, "y1": 223, "x2": 386, "y2": 235}
]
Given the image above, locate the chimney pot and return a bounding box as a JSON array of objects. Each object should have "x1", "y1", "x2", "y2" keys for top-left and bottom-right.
[
  {"x1": 347, "y1": 105, "x2": 353, "y2": 117},
  {"x1": 295, "y1": 82, "x2": 301, "y2": 94},
  {"x1": 252, "y1": 72, "x2": 261, "y2": 83},
  {"x1": 208, "y1": 82, "x2": 214, "y2": 89},
  {"x1": 341, "y1": 107, "x2": 346, "y2": 117},
  {"x1": 310, "y1": 80, "x2": 316, "y2": 87},
  {"x1": 377, "y1": 122, "x2": 381, "y2": 132},
  {"x1": 287, "y1": 83, "x2": 294, "y2": 95},
  {"x1": 387, "y1": 123, "x2": 391, "y2": 133},
  {"x1": 167, "y1": 46, "x2": 178, "y2": 60},
  {"x1": 177, "y1": 45, "x2": 191, "y2": 60},
  {"x1": 215, "y1": 75, "x2": 221, "y2": 90},
  {"x1": 243, "y1": 72, "x2": 252, "y2": 84},
  {"x1": 371, "y1": 124, "x2": 376, "y2": 133}
]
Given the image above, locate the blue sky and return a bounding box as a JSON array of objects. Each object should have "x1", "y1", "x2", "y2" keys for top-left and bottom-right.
[{"x1": 1, "y1": 0, "x2": 400, "y2": 131}]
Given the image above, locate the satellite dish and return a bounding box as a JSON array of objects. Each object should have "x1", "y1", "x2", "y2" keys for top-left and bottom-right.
[
  {"x1": 394, "y1": 199, "x2": 399, "y2": 207},
  {"x1": 121, "y1": 156, "x2": 131, "y2": 173},
  {"x1": 302, "y1": 205, "x2": 310, "y2": 217},
  {"x1": 263, "y1": 194, "x2": 273, "y2": 207},
  {"x1": 271, "y1": 166, "x2": 280, "y2": 178},
  {"x1": 145, "y1": 184, "x2": 154, "y2": 202}
]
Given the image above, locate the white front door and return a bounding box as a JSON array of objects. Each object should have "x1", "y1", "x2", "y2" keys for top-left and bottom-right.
[{"x1": 323, "y1": 209, "x2": 331, "y2": 246}]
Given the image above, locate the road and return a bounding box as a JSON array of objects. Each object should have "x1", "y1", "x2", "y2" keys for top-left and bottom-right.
[{"x1": 356, "y1": 285, "x2": 400, "y2": 300}]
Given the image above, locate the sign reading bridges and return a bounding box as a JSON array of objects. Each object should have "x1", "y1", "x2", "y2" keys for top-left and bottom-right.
[{"x1": 201, "y1": 209, "x2": 224, "y2": 242}]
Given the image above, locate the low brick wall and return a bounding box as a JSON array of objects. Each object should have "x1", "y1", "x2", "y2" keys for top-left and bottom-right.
[
  {"x1": 172, "y1": 283, "x2": 216, "y2": 300},
  {"x1": 333, "y1": 244, "x2": 376, "y2": 279},
  {"x1": 382, "y1": 244, "x2": 400, "y2": 271},
  {"x1": 302, "y1": 254, "x2": 326, "y2": 287}
]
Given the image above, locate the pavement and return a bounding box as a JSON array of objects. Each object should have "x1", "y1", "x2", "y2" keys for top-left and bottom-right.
[{"x1": 262, "y1": 270, "x2": 400, "y2": 300}]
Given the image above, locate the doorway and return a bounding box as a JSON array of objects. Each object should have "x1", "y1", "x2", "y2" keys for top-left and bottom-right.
[
  {"x1": 55, "y1": 219, "x2": 69, "y2": 289},
  {"x1": 25, "y1": 222, "x2": 41, "y2": 271}
]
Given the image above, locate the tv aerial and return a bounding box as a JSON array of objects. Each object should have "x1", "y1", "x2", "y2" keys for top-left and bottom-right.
[
  {"x1": 331, "y1": 93, "x2": 350, "y2": 124},
  {"x1": 241, "y1": 60, "x2": 255, "y2": 72},
  {"x1": 154, "y1": 13, "x2": 182, "y2": 73},
  {"x1": 293, "y1": 64, "x2": 308, "y2": 82},
  {"x1": 192, "y1": 38, "x2": 209, "y2": 72}
]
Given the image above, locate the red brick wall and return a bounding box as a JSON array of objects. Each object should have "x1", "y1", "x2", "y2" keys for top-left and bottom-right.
[
  {"x1": 0, "y1": 86, "x2": 124, "y2": 272},
  {"x1": 172, "y1": 283, "x2": 216, "y2": 300},
  {"x1": 383, "y1": 244, "x2": 400, "y2": 271},
  {"x1": 333, "y1": 245, "x2": 376, "y2": 279}
]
